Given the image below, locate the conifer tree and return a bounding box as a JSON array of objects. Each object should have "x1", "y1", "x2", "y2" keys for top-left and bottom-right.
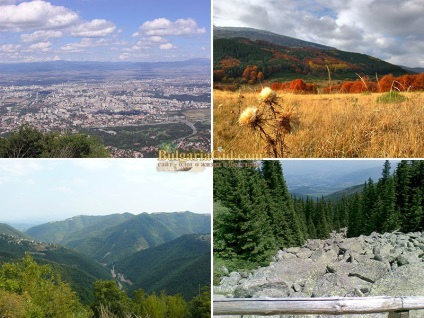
[
  {"x1": 378, "y1": 161, "x2": 398, "y2": 232},
  {"x1": 261, "y1": 161, "x2": 305, "y2": 246}
]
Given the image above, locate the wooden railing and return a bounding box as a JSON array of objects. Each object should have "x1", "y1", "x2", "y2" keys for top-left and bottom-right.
[{"x1": 214, "y1": 297, "x2": 424, "y2": 317}]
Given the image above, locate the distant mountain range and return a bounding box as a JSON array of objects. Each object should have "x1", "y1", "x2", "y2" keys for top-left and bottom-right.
[
  {"x1": 400, "y1": 65, "x2": 424, "y2": 74},
  {"x1": 26, "y1": 212, "x2": 210, "y2": 264},
  {"x1": 0, "y1": 58, "x2": 211, "y2": 74},
  {"x1": 213, "y1": 26, "x2": 410, "y2": 80},
  {"x1": 0, "y1": 211, "x2": 211, "y2": 302},
  {"x1": 286, "y1": 163, "x2": 388, "y2": 198}
]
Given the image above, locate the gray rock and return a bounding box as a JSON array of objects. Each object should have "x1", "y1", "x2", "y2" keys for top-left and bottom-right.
[
  {"x1": 286, "y1": 246, "x2": 301, "y2": 254},
  {"x1": 253, "y1": 287, "x2": 290, "y2": 298},
  {"x1": 221, "y1": 272, "x2": 242, "y2": 285},
  {"x1": 292, "y1": 282, "x2": 302, "y2": 292}
]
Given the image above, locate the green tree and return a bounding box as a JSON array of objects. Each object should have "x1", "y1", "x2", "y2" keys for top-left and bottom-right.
[
  {"x1": 261, "y1": 161, "x2": 305, "y2": 247},
  {"x1": 92, "y1": 280, "x2": 131, "y2": 317},
  {"x1": 213, "y1": 162, "x2": 276, "y2": 264},
  {"x1": 188, "y1": 287, "x2": 210, "y2": 318},
  {"x1": 378, "y1": 161, "x2": 398, "y2": 232},
  {"x1": 0, "y1": 254, "x2": 91, "y2": 318},
  {"x1": 0, "y1": 124, "x2": 110, "y2": 158},
  {"x1": 0, "y1": 125, "x2": 45, "y2": 157}
]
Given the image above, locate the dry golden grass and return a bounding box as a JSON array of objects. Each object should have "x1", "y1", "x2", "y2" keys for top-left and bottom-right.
[{"x1": 213, "y1": 89, "x2": 424, "y2": 158}]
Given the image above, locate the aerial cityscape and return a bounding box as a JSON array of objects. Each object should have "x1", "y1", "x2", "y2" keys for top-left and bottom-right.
[
  {"x1": 0, "y1": 0, "x2": 211, "y2": 158},
  {"x1": 0, "y1": 61, "x2": 211, "y2": 157}
]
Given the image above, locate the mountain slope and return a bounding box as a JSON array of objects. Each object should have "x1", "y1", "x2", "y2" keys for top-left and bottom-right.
[
  {"x1": 213, "y1": 26, "x2": 409, "y2": 80},
  {"x1": 26, "y1": 212, "x2": 211, "y2": 264},
  {"x1": 214, "y1": 26, "x2": 334, "y2": 50},
  {"x1": 114, "y1": 234, "x2": 211, "y2": 300},
  {"x1": 26, "y1": 213, "x2": 135, "y2": 245},
  {"x1": 66, "y1": 212, "x2": 211, "y2": 264},
  {"x1": 0, "y1": 233, "x2": 110, "y2": 304},
  {"x1": 0, "y1": 223, "x2": 30, "y2": 239}
]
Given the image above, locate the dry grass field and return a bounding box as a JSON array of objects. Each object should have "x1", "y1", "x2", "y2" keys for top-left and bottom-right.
[{"x1": 213, "y1": 88, "x2": 424, "y2": 158}]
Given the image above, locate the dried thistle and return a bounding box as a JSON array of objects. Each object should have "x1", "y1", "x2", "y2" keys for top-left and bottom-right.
[
  {"x1": 238, "y1": 107, "x2": 259, "y2": 126},
  {"x1": 258, "y1": 87, "x2": 277, "y2": 103}
]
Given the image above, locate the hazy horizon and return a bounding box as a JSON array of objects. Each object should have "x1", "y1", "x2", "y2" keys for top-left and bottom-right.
[{"x1": 0, "y1": 159, "x2": 212, "y2": 223}]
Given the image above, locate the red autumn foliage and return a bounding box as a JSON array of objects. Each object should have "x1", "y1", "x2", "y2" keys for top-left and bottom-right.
[
  {"x1": 213, "y1": 70, "x2": 225, "y2": 82},
  {"x1": 290, "y1": 79, "x2": 307, "y2": 92},
  {"x1": 270, "y1": 79, "x2": 317, "y2": 94}
]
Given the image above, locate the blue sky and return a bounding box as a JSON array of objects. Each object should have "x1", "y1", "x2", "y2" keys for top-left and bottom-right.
[
  {"x1": 0, "y1": 0, "x2": 211, "y2": 63},
  {"x1": 214, "y1": 0, "x2": 424, "y2": 68},
  {"x1": 0, "y1": 159, "x2": 212, "y2": 223}
]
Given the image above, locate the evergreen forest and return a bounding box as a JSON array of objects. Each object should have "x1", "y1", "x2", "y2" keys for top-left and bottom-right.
[{"x1": 213, "y1": 160, "x2": 424, "y2": 272}]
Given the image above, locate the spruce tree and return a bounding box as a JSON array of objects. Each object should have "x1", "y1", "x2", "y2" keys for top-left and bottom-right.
[
  {"x1": 378, "y1": 161, "x2": 398, "y2": 232},
  {"x1": 261, "y1": 161, "x2": 305, "y2": 247}
]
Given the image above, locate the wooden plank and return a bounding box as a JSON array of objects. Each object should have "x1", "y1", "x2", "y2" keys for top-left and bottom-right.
[{"x1": 213, "y1": 297, "x2": 424, "y2": 316}]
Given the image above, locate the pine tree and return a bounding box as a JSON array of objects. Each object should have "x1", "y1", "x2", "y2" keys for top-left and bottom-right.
[
  {"x1": 347, "y1": 192, "x2": 363, "y2": 237},
  {"x1": 261, "y1": 161, "x2": 305, "y2": 247},
  {"x1": 213, "y1": 162, "x2": 276, "y2": 264},
  {"x1": 378, "y1": 161, "x2": 398, "y2": 232}
]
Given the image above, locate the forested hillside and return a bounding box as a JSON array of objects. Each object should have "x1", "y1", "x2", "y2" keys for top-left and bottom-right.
[
  {"x1": 213, "y1": 35, "x2": 408, "y2": 83},
  {"x1": 26, "y1": 211, "x2": 211, "y2": 264},
  {"x1": 0, "y1": 254, "x2": 210, "y2": 318},
  {"x1": 0, "y1": 233, "x2": 111, "y2": 304},
  {"x1": 214, "y1": 160, "x2": 424, "y2": 270},
  {"x1": 115, "y1": 234, "x2": 211, "y2": 300}
]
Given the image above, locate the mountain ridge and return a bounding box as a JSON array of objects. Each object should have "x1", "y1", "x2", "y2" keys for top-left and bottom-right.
[
  {"x1": 214, "y1": 26, "x2": 335, "y2": 50},
  {"x1": 213, "y1": 26, "x2": 409, "y2": 81},
  {"x1": 26, "y1": 211, "x2": 211, "y2": 264},
  {"x1": 114, "y1": 233, "x2": 211, "y2": 300}
]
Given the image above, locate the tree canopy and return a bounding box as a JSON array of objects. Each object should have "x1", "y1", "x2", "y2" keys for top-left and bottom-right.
[{"x1": 0, "y1": 125, "x2": 110, "y2": 158}]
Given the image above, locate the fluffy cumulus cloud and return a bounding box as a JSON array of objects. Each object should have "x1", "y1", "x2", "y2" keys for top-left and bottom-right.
[
  {"x1": 214, "y1": 0, "x2": 424, "y2": 67},
  {"x1": 159, "y1": 43, "x2": 176, "y2": 50},
  {"x1": 0, "y1": 1, "x2": 79, "y2": 31},
  {"x1": 60, "y1": 38, "x2": 110, "y2": 53},
  {"x1": 0, "y1": 0, "x2": 120, "y2": 62},
  {"x1": 28, "y1": 41, "x2": 51, "y2": 52},
  {"x1": 70, "y1": 19, "x2": 116, "y2": 37},
  {"x1": 128, "y1": 17, "x2": 205, "y2": 56},
  {"x1": 20, "y1": 30, "x2": 62, "y2": 42},
  {"x1": 141, "y1": 18, "x2": 206, "y2": 36}
]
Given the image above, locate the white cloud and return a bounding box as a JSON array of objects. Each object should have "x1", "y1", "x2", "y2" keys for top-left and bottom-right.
[
  {"x1": 0, "y1": 161, "x2": 43, "y2": 176},
  {"x1": 214, "y1": 0, "x2": 424, "y2": 67},
  {"x1": 140, "y1": 18, "x2": 206, "y2": 36},
  {"x1": 0, "y1": 1, "x2": 79, "y2": 32},
  {"x1": 0, "y1": 43, "x2": 20, "y2": 53},
  {"x1": 149, "y1": 36, "x2": 165, "y2": 43},
  {"x1": 21, "y1": 30, "x2": 62, "y2": 42},
  {"x1": 28, "y1": 41, "x2": 51, "y2": 52},
  {"x1": 60, "y1": 38, "x2": 110, "y2": 52},
  {"x1": 70, "y1": 19, "x2": 116, "y2": 37},
  {"x1": 160, "y1": 43, "x2": 176, "y2": 50}
]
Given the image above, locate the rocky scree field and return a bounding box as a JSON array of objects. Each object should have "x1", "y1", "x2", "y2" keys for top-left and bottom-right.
[{"x1": 214, "y1": 231, "x2": 424, "y2": 318}]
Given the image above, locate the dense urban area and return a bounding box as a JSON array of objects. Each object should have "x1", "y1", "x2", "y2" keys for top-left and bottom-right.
[{"x1": 0, "y1": 65, "x2": 211, "y2": 157}]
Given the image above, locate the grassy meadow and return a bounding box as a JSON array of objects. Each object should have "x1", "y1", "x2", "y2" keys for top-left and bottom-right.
[{"x1": 213, "y1": 88, "x2": 424, "y2": 158}]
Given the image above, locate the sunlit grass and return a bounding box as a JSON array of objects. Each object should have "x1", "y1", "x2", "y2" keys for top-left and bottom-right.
[{"x1": 213, "y1": 89, "x2": 424, "y2": 158}]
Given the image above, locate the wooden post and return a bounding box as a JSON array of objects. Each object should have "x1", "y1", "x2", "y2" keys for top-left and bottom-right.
[{"x1": 388, "y1": 311, "x2": 409, "y2": 318}]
